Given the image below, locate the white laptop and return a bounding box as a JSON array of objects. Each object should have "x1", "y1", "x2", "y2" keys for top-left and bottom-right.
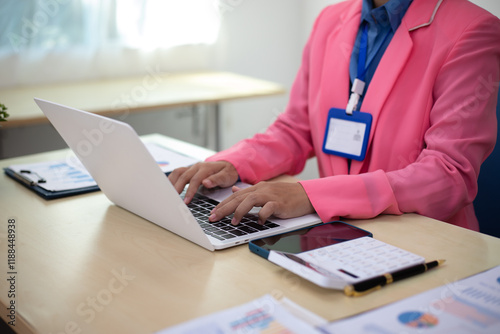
[{"x1": 35, "y1": 98, "x2": 322, "y2": 251}]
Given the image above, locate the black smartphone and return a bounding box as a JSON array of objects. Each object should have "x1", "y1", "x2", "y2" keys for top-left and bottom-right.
[{"x1": 248, "y1": 221, "x2": 372, "y2": 259}]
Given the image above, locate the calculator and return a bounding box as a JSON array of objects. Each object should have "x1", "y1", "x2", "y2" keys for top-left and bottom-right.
[{"x1": 268, "y1": 236, "x2": 425, "y2": 289}]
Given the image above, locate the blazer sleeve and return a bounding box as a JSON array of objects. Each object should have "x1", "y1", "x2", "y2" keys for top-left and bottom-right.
[
  {"x1": 300, "y1": 14, "x2": 500, "y2": 226},
  {"x1": 386, "y1": 15, "x2": 500, "y2": 223}
]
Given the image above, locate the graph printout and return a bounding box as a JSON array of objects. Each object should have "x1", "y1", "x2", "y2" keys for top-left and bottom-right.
[
  {"x1": 156, "y1": 295, "x2": 323, "y2": 334},
  {"x1": 9, "y1": 159, "x2": 96, "y2": 192},
  {"x1": 7, "y1": 143, "x2": 198, "y2": 192},
  {"x1": 320, "y1": 265, "x2": 500, "y2": 334}
]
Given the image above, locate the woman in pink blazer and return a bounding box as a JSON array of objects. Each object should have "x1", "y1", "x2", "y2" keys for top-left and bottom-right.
[{"x1": 169, "y1": 0, "x2": 500, "y2": 231}]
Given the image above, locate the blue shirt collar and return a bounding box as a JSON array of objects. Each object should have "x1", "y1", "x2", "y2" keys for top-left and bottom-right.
[{"x1": 361, "y1": 0, "x2": 413, "y2": 32}]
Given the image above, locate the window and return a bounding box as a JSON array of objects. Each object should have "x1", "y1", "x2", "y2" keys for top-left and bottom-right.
[
  {"x1": 116, "y1": 0, "x2": 220, "y2": 50},
  {"x1": 0, "y1": 0, "x2": 220, "y2": 53},
  {"x1": 0, "y1": 0, "x2": 222, "y2": 87}
]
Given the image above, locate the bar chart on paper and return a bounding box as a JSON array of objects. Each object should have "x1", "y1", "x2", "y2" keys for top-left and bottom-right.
[
  {"x1": 5, "y1": 142, "x2": 200, "y2": 193},
  {"x1": 319, "y1": 265, "x2": 500, "y2": 334},
  {"x1": 8, "y1": 160, "x2": 96, "y2": 192},
  {"x1": 228, "y1": 308, "x2": 294, "y2": 334},
  {"x1": 156, "y1": 295, "x2": 323, "y2": 334}
]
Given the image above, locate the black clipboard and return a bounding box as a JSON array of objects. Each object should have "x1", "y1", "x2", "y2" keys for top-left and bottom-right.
[{"x1": 4, "y1": 168, "x2": 100, "y2": 200}]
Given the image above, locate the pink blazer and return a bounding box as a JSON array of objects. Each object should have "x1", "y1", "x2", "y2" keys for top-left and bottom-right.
[{"x1": 207, "y1": 0, "x2": 500, "y2": 230}]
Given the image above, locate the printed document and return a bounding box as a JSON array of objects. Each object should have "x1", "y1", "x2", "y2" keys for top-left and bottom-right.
[
  {"x1": 7, "y1": 143, "x2": 198, "y2": 192},
  {"x1": 156, "y1": 295, "x2": 325, "y2": 334},
  {"x1": 320, "y1": 265, "x2": 500, "y2": 334}
]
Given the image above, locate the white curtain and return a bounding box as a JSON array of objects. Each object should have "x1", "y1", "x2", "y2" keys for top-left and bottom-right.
[{"x1": 0, "y1": 0, "x2": 221, "y2": 87}]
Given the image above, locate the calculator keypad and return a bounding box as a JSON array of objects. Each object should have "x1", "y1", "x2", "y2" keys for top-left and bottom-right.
[{"x1": 300, "y1": 237, "x2": 424, "y2": 281}]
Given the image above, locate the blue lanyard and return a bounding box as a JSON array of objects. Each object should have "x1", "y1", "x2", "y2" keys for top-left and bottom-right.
[
  {"x1": 346, "y1": 23, "x2": 393, "y2": 115},
  {"x1": 356, "y1": 24, "x2": 392, "y2": 84}
]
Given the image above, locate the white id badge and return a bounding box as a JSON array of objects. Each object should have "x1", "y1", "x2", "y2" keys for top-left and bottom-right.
[{"x1": 322, "y1": 108, "x2": 372, "y2": 161}]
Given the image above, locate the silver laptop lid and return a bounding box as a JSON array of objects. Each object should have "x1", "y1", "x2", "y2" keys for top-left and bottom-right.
[{"x1": 35, "y1": 98, "x2": 214, "y2": 251}]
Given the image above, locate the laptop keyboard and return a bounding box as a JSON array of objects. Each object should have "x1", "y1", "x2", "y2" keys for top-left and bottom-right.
[{"x1": 187, "y1": 193, "x2": 280, "y2": 241}]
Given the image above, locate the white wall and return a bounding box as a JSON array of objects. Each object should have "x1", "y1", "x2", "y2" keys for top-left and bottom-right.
[
  {"x1": 212, "y1": 0, "x2": 303, "y2": 148},
  {"x1": 211, "y1": 0, "x2": 342, "y2": 180},
  {"x1": 469, "y1": 0, "x2": 500, "y2": 18},
  {"x1": 213, "y1": 0, "x2": 341, "y2": 150}
]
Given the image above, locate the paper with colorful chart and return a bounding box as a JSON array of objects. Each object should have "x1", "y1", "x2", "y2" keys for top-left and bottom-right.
[
  {"x1": 7, "y1": 143, "x2": 198, "y2": 192},
  {"x1": 319, "y1": 265, "x2": 500, "y2": 334},
  {"x1": 156, "y1": 295, "x2": 324, "y2": 334}
]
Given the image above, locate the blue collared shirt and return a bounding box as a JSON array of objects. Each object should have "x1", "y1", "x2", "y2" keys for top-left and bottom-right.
[{"x1": 349, "y1": 0, "x2": 413, "y2": 107}]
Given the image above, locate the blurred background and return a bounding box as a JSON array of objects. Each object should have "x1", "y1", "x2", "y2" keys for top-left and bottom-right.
[{"x1": 0, "y1": 0, "x2": 498, "y2": 183}]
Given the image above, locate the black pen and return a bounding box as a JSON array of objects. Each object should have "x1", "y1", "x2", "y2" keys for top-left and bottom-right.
[{"x1": 344, "y1": 259, "x2": 446, "y2": 297}]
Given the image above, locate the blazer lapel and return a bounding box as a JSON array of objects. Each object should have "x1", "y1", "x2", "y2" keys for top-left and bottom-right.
[
  {"x1": 349, "y1": 0, "x2": 442, "y2": 175},
  {"x1": 321, "y1": 1, "x2": 362, "y2": 176}
]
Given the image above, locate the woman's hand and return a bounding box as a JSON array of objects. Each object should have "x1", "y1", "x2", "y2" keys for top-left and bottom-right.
[
  {"x1": 168, "y1": 161, "x2": 239, "y2": 204},
  {"x1": 208, "y1": 181, "x2": 316, "y2": 225}
]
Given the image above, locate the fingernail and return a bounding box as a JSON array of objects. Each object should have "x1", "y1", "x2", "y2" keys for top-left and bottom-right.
[
  {"x1": 231, "y1": 218, "x2": 238, "y2": 226},
  {"x1": 209, "y1": 214, "x2": 217, "y2": 221}
]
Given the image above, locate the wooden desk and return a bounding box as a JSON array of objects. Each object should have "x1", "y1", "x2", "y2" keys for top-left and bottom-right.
[
  {"x1": 0, "y1": 71, "x2": 285, "y2": 150},
  {"x1": 1, "y1": 134, "x2": 500, "y2": 334}
]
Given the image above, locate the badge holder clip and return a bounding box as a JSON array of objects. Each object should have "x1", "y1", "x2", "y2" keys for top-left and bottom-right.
[{"x1": 346, "y1": 79, "x2": 365, "y2": 115}]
